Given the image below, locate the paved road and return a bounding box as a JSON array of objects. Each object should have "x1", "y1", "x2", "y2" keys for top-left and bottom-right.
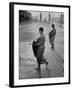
[{"x1": 19, "y1": 21, "x2": 64, "y2": 79}]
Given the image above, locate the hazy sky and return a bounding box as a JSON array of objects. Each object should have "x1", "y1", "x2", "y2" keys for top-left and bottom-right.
[{"x1": 28, "y1": 11, "x2": 63, "y2": 20}]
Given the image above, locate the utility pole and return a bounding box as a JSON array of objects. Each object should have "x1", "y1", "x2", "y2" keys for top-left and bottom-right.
[
  {"x1": 40, "y1": 12, "x2": 42, "y2": 22},
  {"x1": 48, "y1": 13, "x2": 51, "y2": 24}
]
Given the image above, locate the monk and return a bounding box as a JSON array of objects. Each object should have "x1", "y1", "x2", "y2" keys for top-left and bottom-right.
[
  {"x1": 49, "y1": 24, "x2": 56, "y2": 49},
  {"x1": 32, "y1": 27, "x2": 48, "y2": 70}
]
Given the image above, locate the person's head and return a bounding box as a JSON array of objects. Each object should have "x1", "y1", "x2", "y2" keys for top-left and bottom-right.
[
  {"x1": 39, "y1": 27, "x2": 44, "y2": 35},
  {"x1": 52, "y1": 24, "x2": 55, "y2": 29}
]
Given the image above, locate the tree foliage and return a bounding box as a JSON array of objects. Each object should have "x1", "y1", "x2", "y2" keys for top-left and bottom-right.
[{"x1": 19, "y1": 10, "x2": 32, "y2": 23}]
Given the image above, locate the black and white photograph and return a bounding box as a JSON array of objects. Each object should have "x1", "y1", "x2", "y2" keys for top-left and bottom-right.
[
  {"x1": 9, "y1": 2, "x2": 70, "y2": 87},
  {"x1": 19, "y1": 10, "x2": 64, "y2": 79}
]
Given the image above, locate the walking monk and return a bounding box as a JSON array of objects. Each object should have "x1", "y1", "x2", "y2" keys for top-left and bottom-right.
[{"x1": 32, "y1": 27, "x2": 48, "y2": 70}]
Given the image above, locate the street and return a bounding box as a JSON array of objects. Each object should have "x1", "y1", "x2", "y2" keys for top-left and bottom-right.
[{"x1": 19, "y1": 21, "x2": 64, "y2": 79}]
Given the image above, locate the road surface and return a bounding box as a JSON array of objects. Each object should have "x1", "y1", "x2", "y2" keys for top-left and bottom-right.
[{"x1": 19, "y1": 21, "x2": 64, "y2": 79}]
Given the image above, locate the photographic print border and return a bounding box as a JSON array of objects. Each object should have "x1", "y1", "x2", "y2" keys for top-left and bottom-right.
[{"x1": 9, "y1": 2, "x2": 70, "y2": 88}]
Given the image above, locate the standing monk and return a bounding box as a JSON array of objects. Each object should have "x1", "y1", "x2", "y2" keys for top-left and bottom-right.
[{"x1": 49, "y1": 24, "x2": 56, "y2": 49}]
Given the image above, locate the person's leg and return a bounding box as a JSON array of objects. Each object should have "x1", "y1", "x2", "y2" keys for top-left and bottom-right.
[
  {"x1": 51, "y1": 40, "x2": 54, "y2": 49},
  {"x1": 41, "y1": 56, "x2": 48, "y2": 68},
  {"x1": 51, "y1": 35, "x2": 55, "y2": 49},
  {"x1": 36, "y1": 48, "x2": 42, "y2": 70},
  {"x1": 49, "y1": 36, "x2": 53, "y2": 48},
  {"x1": 49, "y1": 37, "x2": 52, "y2": 47},
  {"x1": 35, "y1": 58, "x2": 41, "y2": 70},
  {"x1": 38, "y1": 63, "x2": 40, "y2": 70},
  {"x1": 50, "y1": 39, "x2": 53, "y2": 48}
]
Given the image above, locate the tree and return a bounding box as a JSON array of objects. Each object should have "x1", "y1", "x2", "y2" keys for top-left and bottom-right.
[
  {"x1": 40, "y1": 13, "x2": 42, "y2": 22},
  {"x1": 48, "y1": 13, "x2": 51, "y2": 24},
  {"x1": 19, "y1": 10, "x2": 32, "y2": 23},
  {"x1": 60, "y1": 14, "x2": 64, "y2": 27}
]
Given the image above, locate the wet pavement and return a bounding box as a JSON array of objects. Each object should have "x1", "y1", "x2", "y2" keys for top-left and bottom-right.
[{"x1": 19, "y1": 21, "x2": 64, "y2": 79}]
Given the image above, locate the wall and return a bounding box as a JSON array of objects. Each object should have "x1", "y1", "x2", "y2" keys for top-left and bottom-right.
[{"x1": 0, "y1": 0, "x2": 71, "y2": 89}]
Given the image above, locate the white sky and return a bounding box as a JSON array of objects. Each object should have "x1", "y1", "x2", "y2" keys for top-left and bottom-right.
[{"x1": 28, "y1": 11, "x2": 63, "y2": 20}]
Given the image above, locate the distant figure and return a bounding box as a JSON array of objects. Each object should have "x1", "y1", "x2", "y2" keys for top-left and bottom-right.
[
  {"x1": 49, "y1": 24, "x2": 56, "y2": 49},
  {"x1": 32, "y1": 27, "x2": 48, "y2": 70}
]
